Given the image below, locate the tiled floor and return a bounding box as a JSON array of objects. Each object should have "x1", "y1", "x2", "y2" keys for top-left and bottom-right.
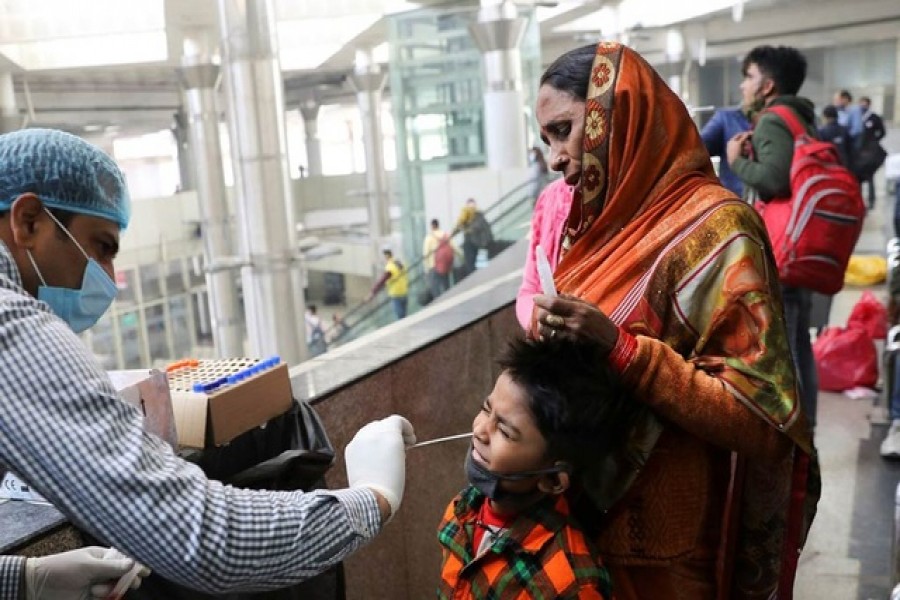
[{"x1": 795, "y1": 191, "x2": 899, "y2": 600}]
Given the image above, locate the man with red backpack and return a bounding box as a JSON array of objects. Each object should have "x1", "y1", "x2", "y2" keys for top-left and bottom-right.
[
  {"x1": 727, "y1": 45, "x2": 850, "y2": 432},
  {"x1": 422, "y1": 218, "x2": 459, "y2": 299}
]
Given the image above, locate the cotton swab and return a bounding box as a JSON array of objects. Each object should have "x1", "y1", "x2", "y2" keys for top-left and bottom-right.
[{"x1": 409, "y1": 432, "x2": 471, "y2": 449}]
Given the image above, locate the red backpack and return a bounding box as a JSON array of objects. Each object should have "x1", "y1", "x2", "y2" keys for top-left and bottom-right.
[
  {"x1": 433, "y1": 234, "x2": 454, "y2": 275},
  {"x1": 755, "y1": 105, "x2": 865, "y2": 295}
]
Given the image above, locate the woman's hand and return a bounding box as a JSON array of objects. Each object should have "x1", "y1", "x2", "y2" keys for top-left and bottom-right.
[{"x1": 531, "y1": 293, "x2": 619, "y2": 353}]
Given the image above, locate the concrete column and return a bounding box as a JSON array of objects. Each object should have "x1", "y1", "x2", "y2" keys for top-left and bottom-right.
[
  {"x1": 171, "y1": 106, "x2": 195, "y2": 191},
  {"x1": 894, "y1": 37, "x2": 900, "y2": 125},
  {"x1": 176, "y1": 32, "x2": 245, "y2": 358},
  {"x1": 216, "y1": 0, "x2": 306, "y2": 365},
  {"x1": 0, "y1": 73, "x2": 20, "y2": 133},
  {"x1": 469, "y1": 0, "x2": 527, "y2": 170},
  {"x1": 299, "y1": 96, "x2": 323, "y2": 177},
  {"x1": 350, "y1": 49, "x2": 392, "y2": 272}
]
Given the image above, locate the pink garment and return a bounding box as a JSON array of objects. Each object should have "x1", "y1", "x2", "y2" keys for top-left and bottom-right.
[{"x1": 515, "y1": 178, "x2": 575, "y2": 329}]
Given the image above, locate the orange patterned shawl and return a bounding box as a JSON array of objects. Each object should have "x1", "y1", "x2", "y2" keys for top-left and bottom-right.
[
  {"x1": 555, "y1": 43, "x2": 810, "y2": 449},
  {"x1": 551, "y1": 43, "x2": 818, "y2": 598}
]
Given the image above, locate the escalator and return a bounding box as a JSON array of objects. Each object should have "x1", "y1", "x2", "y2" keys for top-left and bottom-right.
[{"x1": 322, "y1": 176, "x2": 550, "y2": 349}]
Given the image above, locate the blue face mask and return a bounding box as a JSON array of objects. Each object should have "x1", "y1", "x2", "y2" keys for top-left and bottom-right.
[{"x1": 26, "y1": 210, "x2": 118, "y2": 333}]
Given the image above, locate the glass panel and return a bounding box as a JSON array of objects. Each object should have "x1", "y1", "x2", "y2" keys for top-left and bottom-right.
[
  {"x1": 119, "y1": 310, "x2": 143, "y2": 369},
  {"x1": 115, "y1": 268, "x2": 138, "y2": 307},
  {"x1": 166, "y1": 259, "x2": 186, "y2": 294},
  {"x1": 140, "y1": 263, "x2": 162, "y2": 301},
  {"x1": 188, "y1": 255, "x2": 206, "y2": 287},
  {"x1": 169, "y1": 295, "x2": 193, "y2": 358},
  {"x1": 145, "y1": 303, "x2": 169, "y2": 364},
  {"x1": 192, "y1": 291, "x2": 213, "y2": 346},
  {"x1": 91, "y1": 312, "x2": 119, "y2": 371}
]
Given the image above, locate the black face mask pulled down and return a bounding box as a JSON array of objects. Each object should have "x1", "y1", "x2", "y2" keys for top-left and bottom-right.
[{"x1": 464, "y1": 446, "x2": 569, "y2": 511}]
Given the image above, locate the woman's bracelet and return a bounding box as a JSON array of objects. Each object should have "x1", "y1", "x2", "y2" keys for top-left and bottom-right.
[{"x1": 608, "y1": 328, "x2": 638, "y2": 373}]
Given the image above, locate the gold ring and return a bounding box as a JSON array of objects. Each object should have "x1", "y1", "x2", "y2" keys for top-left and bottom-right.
[{"x1": 547, "y1": 314, "x2": 564, "y2": 328}]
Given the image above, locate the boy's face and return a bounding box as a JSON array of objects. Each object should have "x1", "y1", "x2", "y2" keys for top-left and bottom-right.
[{"x1": 472, "y1": 370, "x2": 551, "y2": 494}]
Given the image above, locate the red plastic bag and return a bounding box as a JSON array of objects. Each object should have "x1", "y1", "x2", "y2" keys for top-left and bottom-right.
[
  {"x1": 847, "y1": 291, "x2": 888, "y2": 340},
  {"x1": 813, "y1": 326, "x2": 878, "y2": 391}
]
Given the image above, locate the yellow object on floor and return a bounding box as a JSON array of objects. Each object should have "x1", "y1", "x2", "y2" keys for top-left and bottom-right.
[{"x1": 845, "y1": 254, "x2": 887, "y2": 286}]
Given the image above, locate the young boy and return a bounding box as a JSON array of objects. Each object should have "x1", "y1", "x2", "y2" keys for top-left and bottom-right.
[{"x1": 437, "y1": 337, "x2": 644, "y2": 599}]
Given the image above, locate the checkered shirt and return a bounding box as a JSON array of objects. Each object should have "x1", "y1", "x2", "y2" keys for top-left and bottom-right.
[
  {"x1": 0, "y1": 241, "x2": 380, "y2": 598},
  {"x1": 437, "y1": 486, "x2": 611, "y2": 599}
]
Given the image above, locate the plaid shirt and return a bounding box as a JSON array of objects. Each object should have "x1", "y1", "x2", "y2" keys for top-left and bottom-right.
[
  {"x1": 0, "y1": 241, "x2": 381, "y2": 599},
  {"x1": 437, "y1": 487, "x2": 611, "y2": 599}
]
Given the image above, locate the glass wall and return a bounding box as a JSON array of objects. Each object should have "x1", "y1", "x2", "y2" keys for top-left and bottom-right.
[
  {"x1": 82, "y1": 250, "x2": 220, "y2": 370},
  {"x1": 387, "y1": 3, "x2": 541, "y2": 266}
]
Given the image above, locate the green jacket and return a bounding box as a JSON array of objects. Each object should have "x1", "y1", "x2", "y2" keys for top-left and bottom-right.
[{"x1": 731, "y1": 95, "x2": 816, "y2": 200}]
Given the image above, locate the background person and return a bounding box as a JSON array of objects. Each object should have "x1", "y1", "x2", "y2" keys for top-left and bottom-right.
[
  {"x1": 532, "y1": 43, "x2": 818, "y2": 599},
  {"x1": 528, "y1": 146, "x2": 550, "y2": 202},
  {"x1": 833, "y1": 89, "x2": 863, "y2": 143},
  {"x1": 515, "y1": 178, "x2": 574, "y2": 329},
  {"x1": 727, "y1": 45, "x2": 820, "y2": 430},
  {"x1": 421, "y1": 218, "x2": 458, "y2": 299},
  {"x1": 699, "y1": 106, "x2": 751, "y2": 197},
  {"x1": 0, "y1": 128, "x2": 414, "y2": 596},
  {"x1": 856, "y1": 95, "x2": 887, "y2": 208},
  {"x1": 452, "y1": 199, "x2": 492, "y2": 278},
  {"x1": 304, "y1": 303, "x2": 327, "y2": 357},
  {"x1": 818, "y1": 104, "x2": 853, "y2": 169},
  {"x1": 368, "y1": 248, "x2": 409, "y2": 319}
]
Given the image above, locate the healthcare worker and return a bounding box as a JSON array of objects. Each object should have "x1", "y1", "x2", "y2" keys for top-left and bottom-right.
[{"x1": 0, "y1": 129, "x2": 414, "y2": 598}]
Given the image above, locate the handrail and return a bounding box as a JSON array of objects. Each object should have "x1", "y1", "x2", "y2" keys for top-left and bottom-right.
[{"x1": 320, "y1": 175, "x2": 552, "y2": 348}]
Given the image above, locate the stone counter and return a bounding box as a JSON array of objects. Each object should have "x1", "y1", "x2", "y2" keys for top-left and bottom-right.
[{"x1": 0, "y1": 500, "x2": 82, "y2": 557}]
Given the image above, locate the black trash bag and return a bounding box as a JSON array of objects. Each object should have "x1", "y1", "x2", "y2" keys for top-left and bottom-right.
[
  {"x1": 193, "y1": 400, "x2": 334, "y2": 488},
  {"x1": 112, "y1": 400, "x2": 345, "y2": 600},
  {"x1": 854, "y1": 139, "x2": 887, "y2": 181}
]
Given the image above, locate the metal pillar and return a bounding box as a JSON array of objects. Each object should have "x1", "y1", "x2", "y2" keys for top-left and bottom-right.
[
  {"x1": 216, "y1": 0, "x2": 306, "y2": 365},
  {"x1": 350, "y1": 48, "x2": 392, "y2": 272},
  {"x1": 0, "y1": 73, "x2": 20, "y2": 133},
  {"x1": 171, "y1": 107, "x2": 195, "y2": 192},
  {"x1": 176, "y1": 32, "x2": 245, "y2": 358},
  {"x1": 469, "y1": 0, "x2": 527, "y2": 170},
  {"x1": 299, "y1": 95, "x2": 322, "y2": 177},
  {"x1": 895, "y1": 36, "x2": 900, "y2": 127}
]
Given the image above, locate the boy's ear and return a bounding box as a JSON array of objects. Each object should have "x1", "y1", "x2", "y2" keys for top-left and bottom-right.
[{"x1": 537, "y1": 462, "x2": 571, "y2": 496}]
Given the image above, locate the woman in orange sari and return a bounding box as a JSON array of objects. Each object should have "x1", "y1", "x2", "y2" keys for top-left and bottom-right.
[{"x1": 531, "y1": 43, "x2": 819, "y2": 599}]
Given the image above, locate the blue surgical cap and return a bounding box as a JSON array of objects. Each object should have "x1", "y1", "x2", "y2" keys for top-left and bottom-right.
[{"x1": 0, "y1": 128, "x2": 131, "y2": 230}]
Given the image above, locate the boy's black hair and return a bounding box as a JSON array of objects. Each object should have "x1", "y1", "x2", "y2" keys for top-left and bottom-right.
[
  {"x1": 742, "y1": 45, "x2": 807, "y2": 96},
  {"x1": 539, "y1": 44, "x2": 596, "y2": 102},
  {"x1": 496, "y1": 336, "x2": 645, "y2": 473}
]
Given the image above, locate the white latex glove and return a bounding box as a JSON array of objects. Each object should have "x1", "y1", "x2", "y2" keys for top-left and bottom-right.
[
  {"x1": 25, "y1": 546, "x2": 150, "y2": 600},
  {"x1": 345, "y1": 415, "x2": 416, "y2": 518}
]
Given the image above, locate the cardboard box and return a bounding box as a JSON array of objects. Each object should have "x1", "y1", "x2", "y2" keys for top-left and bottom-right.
[
  {"x1": 108, "y1": 369, "x2": 178, "y2": 449},
  {"x1": 167, "y1": 359, "x2": 294, "y2": 449}
]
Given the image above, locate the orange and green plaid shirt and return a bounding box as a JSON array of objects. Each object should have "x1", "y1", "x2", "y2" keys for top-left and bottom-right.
[{"x1": 437, "y1": 487, "x2": 611, "y2": 599}]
